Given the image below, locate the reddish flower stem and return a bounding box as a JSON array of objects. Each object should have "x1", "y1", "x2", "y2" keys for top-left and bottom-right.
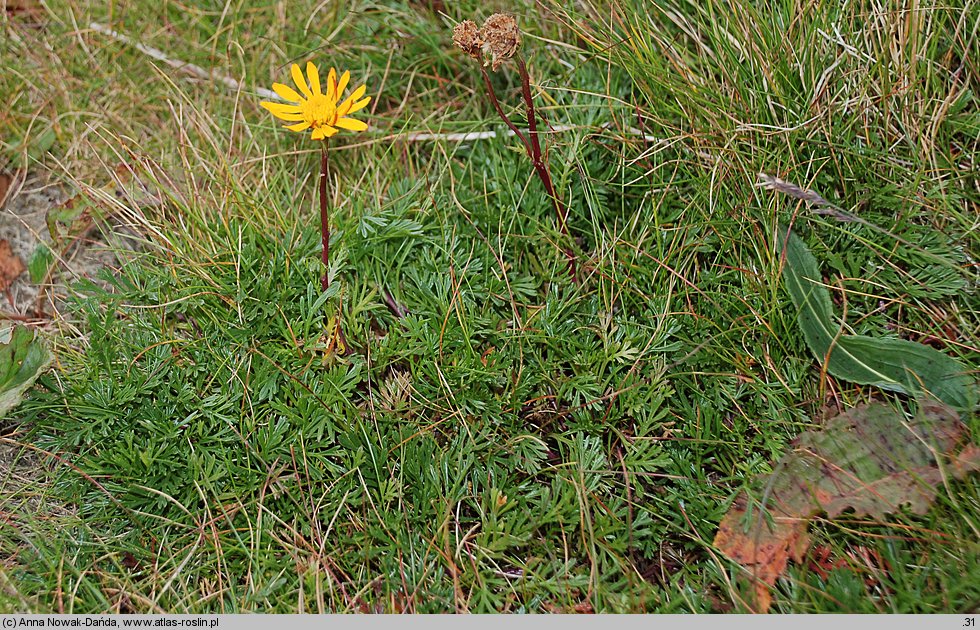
[
  {"x1": 480, "y1": 60, "x2": 576, "y2": 280},
  {"x1": 516, "y1": 60, "x2": 543, "y2": 164},
  {"x1": 516, "y1": 58, "x2": 568, "y2": 237},
  {"x1": 319, "y1": 143, "x2": 330, "y2": 292},
  {"x1": 317, "y1": 142, "x2": 348, "y2": 354},
  {"x1": 480, "y1": 67, "x2": 530, "y2": 153},
  {"x1": 516, "y1": 58, "x2": 575, "y2": 280}
]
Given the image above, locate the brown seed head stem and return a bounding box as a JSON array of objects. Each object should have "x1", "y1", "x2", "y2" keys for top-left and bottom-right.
[
  {"x1": 516, "y1": 58, "x2": 574, "y2": 277},
  {"x1": 517, "y1": 58, "x2": 543, "y2": 160},
  {"x1": 480, "y1": 66, "x2": 530, "y2": 153},
  {"x1": 463, "y1": 19, "x2": 576, "y2": 280}
]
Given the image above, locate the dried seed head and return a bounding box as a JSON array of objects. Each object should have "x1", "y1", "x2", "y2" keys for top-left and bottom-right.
[
  {"x1": 452, "y1": 20, "x2": 483, "y2": 60},
  {"x1": 481, "y1": 13, "x2": 521, "y2": 71}
]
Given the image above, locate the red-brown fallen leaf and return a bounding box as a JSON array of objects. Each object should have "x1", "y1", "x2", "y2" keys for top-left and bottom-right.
[
  {"x1": 4, "y1": 0, "x2": 39, "y2": 14},
  {"x1": 714, "y1": 401, "x2": 980, "y2": 613},
  {"x1": 714, "y1": 497, "x2": 810, "y2": 613},
  {"x1": 950, "y1": 443, "x2": 980, "y2": 476},
  {"x1": 0, "y1": 173, "x2": 11, "y2": 208},
  {"x1": 805, "y1": 544, "x2": 890, "y2": 588},
  {"x1": 541, "y1": 600, "x2": 594, "y2": 614},
  {"x1": 0, "y1": 240, "x2": 26, "y2": 299},
  {"x1": 4, "y1": 0, "x2": 44, "y2": 24},
  {"x1": 806, "y1": 545, "x2": 845, "y2": 580}
]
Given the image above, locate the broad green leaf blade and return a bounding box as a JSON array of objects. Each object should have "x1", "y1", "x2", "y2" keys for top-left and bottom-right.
[
  {"x1": 777, "y1": 228, "x2": 835, "y2": 337},
  {"x1": 835, "y1": 336, "x2": 976, "y2": 411},
  {"x1": 0, "y1": 325, "x2": 54, "y2": 418},
  {"x1": 777, "y1": 227, "x2": 976, "y2": 410}
]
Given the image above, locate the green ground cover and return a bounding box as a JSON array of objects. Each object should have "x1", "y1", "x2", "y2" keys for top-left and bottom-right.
[{"x1": 1, "y1": 0, "x2": 977, "y2": 613}]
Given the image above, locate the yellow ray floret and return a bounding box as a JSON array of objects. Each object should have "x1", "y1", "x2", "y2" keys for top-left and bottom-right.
[{"x1": 261, "y1": 61, "x2": 371, "y2": 141}]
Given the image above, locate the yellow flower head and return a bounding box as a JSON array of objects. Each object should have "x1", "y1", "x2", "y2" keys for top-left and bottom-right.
[{"x1": 261, "y1": 62, "x2": 371, "y2": 140}]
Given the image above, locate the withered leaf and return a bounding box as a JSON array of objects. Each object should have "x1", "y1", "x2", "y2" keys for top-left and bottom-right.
[
  {"x1": 46, "y1": 195, "x2": 93, "y2": 246},
  {"x1": 714, "y1": 401, "x2": 980, "y2": 612},
  {"x1": 4, "y1": 0, "x2": 44, "y2": 23},
  {"x1": 0, "y1": 172, "x2": 11, "y2": 208},
  {"x1": 0, "y1": 240, "x2": 26, "y2": 297}
]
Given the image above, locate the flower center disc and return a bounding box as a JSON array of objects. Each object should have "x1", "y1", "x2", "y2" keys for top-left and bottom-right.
[{"x1": 303, "y1": 94, "x2": 337, "y2": 129}]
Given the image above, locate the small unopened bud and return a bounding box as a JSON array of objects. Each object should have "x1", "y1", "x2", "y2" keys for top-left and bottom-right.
[
  {"x1": 452, "y1": 20, "x2": 483, "y2": 60},
  {"x1": 481, "y1": 13, "x2": 521, "y2": 71}
]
